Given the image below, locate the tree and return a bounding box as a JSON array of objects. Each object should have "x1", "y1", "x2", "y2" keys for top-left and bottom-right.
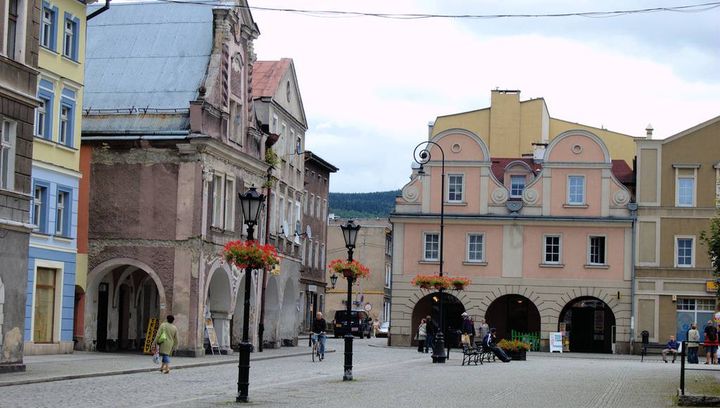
[{"x1": 700, "y1": 210, "x2": 720, "y2": 298}]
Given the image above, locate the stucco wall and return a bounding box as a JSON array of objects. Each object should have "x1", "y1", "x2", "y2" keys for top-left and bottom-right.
[{"x1": 0, "y1": 229, "x2": 29, "y2": 369}]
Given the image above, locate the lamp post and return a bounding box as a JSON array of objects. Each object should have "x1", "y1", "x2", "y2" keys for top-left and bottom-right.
[
  {"x1": 340, "y1": 220, "x2": 361, "y2": 381},
  {"x1": 236, "y1": 187, "x2": 264, "y2": 403},
  {"x1": 414, "y1": 141, "x2": 446, "y2": 364}
]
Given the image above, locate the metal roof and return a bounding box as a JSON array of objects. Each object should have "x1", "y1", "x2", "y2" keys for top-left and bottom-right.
[{"x1": 84, "y1": 1, "x2": 214, "y2": 115}]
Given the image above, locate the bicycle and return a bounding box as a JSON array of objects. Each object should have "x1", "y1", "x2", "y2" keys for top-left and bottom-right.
[{"x1": 311, "y1": 332, "x2": 326, "y2": 362}]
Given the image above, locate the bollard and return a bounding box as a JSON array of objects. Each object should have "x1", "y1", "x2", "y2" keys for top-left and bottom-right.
[{"x1": 680, "y1": 340, "x2": 686, "y2": 396}]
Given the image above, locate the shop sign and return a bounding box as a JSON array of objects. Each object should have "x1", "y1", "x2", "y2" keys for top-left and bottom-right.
[{"x1": 706, "y1": 280, "x2": 719, "y2": 293}]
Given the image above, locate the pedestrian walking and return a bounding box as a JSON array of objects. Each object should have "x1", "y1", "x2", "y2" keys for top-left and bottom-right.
[
  {"x1": 704, "y1": 320, "x2": 718, "y2": 364},
  {"x1": 687, "y1": 323, "x2": 700, "y2": 364},
  {"x1": 425, "y1": 315, "x2": 435, "y2": 353},
  {"x1": 153, "y1": 315, "x2": 179, "y2": 374},
  {"x1": 461, "y1": 312, "x2": 474, "y2": 345},
  {"x1": 416, "y1": 319, "x2": 427, "y2": 352},
  {"x1": 372, "y1": 319, "x2": 380, "y2": 338}
]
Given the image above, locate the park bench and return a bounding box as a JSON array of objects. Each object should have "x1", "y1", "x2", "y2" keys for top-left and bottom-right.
[
  {"x1": 640, "y1": 342, "x2": 666, "y2": 362},
  {"x1": 461, "y1": 344, "x2": 481, "y2": 366}
]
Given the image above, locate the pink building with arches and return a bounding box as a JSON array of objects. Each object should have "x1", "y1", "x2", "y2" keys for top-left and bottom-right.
[{"x1": 391, "y1": 128, "x2": 636, "y2": 353}]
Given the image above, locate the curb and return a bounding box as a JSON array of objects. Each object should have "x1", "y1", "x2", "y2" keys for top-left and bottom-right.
[{"x1": 0, "y1": 349, "x2": 335, "y2": 388}]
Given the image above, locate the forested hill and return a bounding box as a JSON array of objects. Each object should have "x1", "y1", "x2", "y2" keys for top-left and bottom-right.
[{"x1": 329, "y1": 190, "x2": 400, "y2": 219}]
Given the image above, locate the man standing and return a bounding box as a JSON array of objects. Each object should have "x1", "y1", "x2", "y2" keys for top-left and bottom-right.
[
  {"x1": 425, "y1": 315, "x2": 436, "y2": 354},
  {"x1": 461, "y1": 312, "x2": 475, "y2": 345},
  {"x1": 687, "y1": 323, "x2": 700, "y2": 364},
  {"x1": 662, "y1": 335, "x2": 680, "y2": 363}
]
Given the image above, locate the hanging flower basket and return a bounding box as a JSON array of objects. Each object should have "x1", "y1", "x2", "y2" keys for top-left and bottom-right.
[
  {"x1": 328, "y1": 259, "x2": 370, "y2": 279},
  {"x1": 449, "y1": 276, "x2": 472, "y2": 291},
  {"x1": 411, "y1": 275, "x2": 450, "y2": 291},
  {"x1": 223, "y1": 240, "x2": 280, "y2": 271}
]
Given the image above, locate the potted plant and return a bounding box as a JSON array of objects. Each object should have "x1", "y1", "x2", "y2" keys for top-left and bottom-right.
[
  {"x1": 223, "y1": 240, "x2": 280, "y2": 270},
  {"x1": 411, "y1": 274, "x2": 450, "y2": 290},
  {"x1": 497, "y1": 339, "x2": 531, "y2": 361},
  {"x1": 328, "y1": 259, "x2": 370, "y2": 279},
  {"x1": 448, "y1": 276, "x2": 471, "y2": 291}
]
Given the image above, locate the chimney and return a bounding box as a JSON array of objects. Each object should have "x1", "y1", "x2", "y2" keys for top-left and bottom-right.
[
  {"x1": 427, "y1": 121, "x2": 435, "y2": 138},
  {"x1": 532, "y1": 142, "x2": 547, "y2": 164},
  {"x1": 645, "y1": 124, "x2": 654, "y2": 139}
]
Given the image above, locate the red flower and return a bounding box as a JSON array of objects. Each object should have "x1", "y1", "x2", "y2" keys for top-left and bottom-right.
[{"x1": 222, "y1": 240, "x2": 280, "y2": 270}]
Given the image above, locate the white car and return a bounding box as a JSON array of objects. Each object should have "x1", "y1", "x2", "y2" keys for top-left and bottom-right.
[{"x1": 377, "y1": 322, "x2": 390, "y2": 338}]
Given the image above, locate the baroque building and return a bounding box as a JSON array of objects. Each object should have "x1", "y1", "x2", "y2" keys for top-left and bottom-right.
[{"x1": 79, "y1": 1, "x2": 269, "y2": 355}]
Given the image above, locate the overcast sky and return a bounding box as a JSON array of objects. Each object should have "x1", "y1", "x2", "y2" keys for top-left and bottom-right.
[{"x1": 252, "y1": 1, "x2": 720, "y2": 193}]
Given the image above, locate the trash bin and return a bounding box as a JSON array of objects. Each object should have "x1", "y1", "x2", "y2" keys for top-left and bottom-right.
[{"x1": 641, "y1": 330, "x2": 649, "y2": 346}]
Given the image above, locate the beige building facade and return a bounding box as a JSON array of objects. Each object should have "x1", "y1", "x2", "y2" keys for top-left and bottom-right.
[
  {"x1": 634, "y1": 116, "x2": 720, "y2": 347},
  {"x1": 325, "y1": 219, "x2": 392, "y2": 329}
]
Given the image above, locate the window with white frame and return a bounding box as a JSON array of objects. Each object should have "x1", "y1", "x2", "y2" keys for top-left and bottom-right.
[
  {"x1": 269, "y1": 191, "x2": 277, "y2": 233},
  {"x1": 676, "y1": 237, "x2": 694, "y2": 267},
  {"x1": 223, "y1": 177, "x2": 235, "y2": 231},
  {"x1": 423, "y1": 233, "x2": 439, "y2": 261},
  {"x1": 5, "y1": 0, "x2": 20, "y2": 59},
  {"x1": 59, "y1": 105, "x2": 69, "y2": 144},
  {"x1": 309, "y1": 193, "x2": 314, "y2": 217},
  {"x1": 36, "y1": 80, "x2": 54, "y2": 139},
  {"x1": 588, "y1": 236, "x2": 606, "y2": 265},
  {"x1": 278, "y1": 195, "x2": 285, "y2": 233},
  {"x1": 543, "y1": 235, "x2": 561, "y2": 264},
  {"x1": 567, "y1": 175, "x2": 585, "y2": 205},
  {"x1": 33, "y1": 183, "x2": 49, "y2": 233},
  {"x1": 211, "y1": 173, "x2": 234, "y2": 230},
  {"x1": 448, "y1": 174, "x2": 463, "y2": 202},
  {"x1": 55, "y1": 189, "x2": 70, "y2": 236},
  {"x1": 385, "y1": 264, "x2": 391, "y2": 288},
  {"x1": 510, "y1": 175, "x2": 525, "y2": 198},
  {"x1": 467, "y1": 233, "x2": 484, "y2": 262},
  {"x1": 320, "y1": 243, "x2": 325, "y2": 271},
  {"x1": 58, "y1": 88, "x2": 75, "y2": 147},
  {"x1": 62, "y1": 14, "x2": 79, "y2": 60},
  {"x1": 33, "y1": 267, "x2": 58, "y2": 343},
  {"x1": 0, "y1": 118, "x2": 17, "y2": 190},
  {"x1": 676, "y1": 174, "x2": 695, "y2": 207},
  {"x1": 212, "y1": 175, "x2": 223, "y2": 227},
  {"x1": 41, "y1": 5, "x2": 56, "y2": 50},
  {"x1": 314, "y1": 241, "x2": 320, "y2": 269}
]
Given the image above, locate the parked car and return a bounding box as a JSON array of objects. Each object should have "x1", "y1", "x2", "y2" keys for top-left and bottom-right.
[
  {"x1": 377, "y1": 322, "x2": 390, "y2": 338},
  {"x1": 333, "y1": 310, "x2": 372, "y2": 338}
]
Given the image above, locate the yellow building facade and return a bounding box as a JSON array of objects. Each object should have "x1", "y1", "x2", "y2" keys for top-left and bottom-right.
[
  {"x1": 26, "y1": 0, "x2": 89, "y2": 354},
  {"x1": 431, "y1": 90, "x2": 639, "y2": 167}
]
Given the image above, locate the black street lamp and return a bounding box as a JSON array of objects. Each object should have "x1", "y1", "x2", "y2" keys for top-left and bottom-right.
[
  {"x1": 340, "y1": 219, "x2": 361, "y2": 381},
  {"x1": 236, "y1": 187, "x2": 264, "y2": 403},
  {"x1": 413, "y1": 141, "x2": 447, "y2": 364},
  {"x1": 330, "y1": 273, "x2": 339, "y2": 289}
]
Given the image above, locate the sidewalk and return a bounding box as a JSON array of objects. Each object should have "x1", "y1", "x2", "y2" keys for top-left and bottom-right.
[{"x1": 0, "y1": 341, "x2": 328, "y2": 388}]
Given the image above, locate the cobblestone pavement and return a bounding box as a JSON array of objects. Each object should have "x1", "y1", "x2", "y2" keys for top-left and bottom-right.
[{"x1": 0, "y1": 338, "x2": 717, "y2": 408}]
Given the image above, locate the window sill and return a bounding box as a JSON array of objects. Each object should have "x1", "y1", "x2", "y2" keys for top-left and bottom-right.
[
  {"x1": 40, "y1": 46, "x2": 58, "y2": 55},
  {"x1": 419, "y1": 260, "x2": 439, "y2": 265},
  {"x1": 445, "y1": 201, "x2": 467, "y2": 206},
  {"x1": 53, "y1": 235, "x2": 73, "y2": 242},
  {"x1": 675, "y1": 204, "x2": 696, "y2": 208},
  {"x1": 34, "y1": 136, "x2": 78, "y2": 151},
  {"x1": 584, "y1": 264, "x2": 609, "y2": 269},
  {"x1": 675, "y1": 265, "x2": 694, "y2": 268},
  {"x1": 539, "y1": 263, "x2": 564, "y2": 268},
  {"x1": 61, "y1": 55, "x2": 80, "y2": 65},
  {"x1": 463, "y1": 261, "x2": 487, "y2": 266},
  {"x1": 31, "y1": 231, "x2": 52, "y2": 238},
  {"x1": 563, "y1": 204, "x2": 588, "y2": 209}
]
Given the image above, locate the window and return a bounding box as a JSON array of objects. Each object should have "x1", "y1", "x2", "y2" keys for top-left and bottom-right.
[
  {"x1": 385, "y1": 264, "x2": 391, "y2": 288},
  {"x1": 423, "y1": 233, "x2": 439, "y2": 261},
  {"x1": 33, "y1": 268, "x2": 57, "y2": 343},
  {"x1": 62, "y1": 14, "x2": 79, "y2": 60},
  {"x1": 676, "y1": 298, "x2": 715, "y2": 342},
  {"x1": 224, "y1": 177, "x2": 235, "y2": 231},
  {"x1": 588, "y1": 236, "x2": 606, "y2": 265},
  {"x1": 6, "y1": 0, "x2": 19, "y2": 59},
  {"x1": 677, "y1": 177, "x2": 695, "y2": 207},
  {"x1": 510, "y1": 175, "x2": 525, "y2": 198},
  {"x1": 448, "y1": 174, "x2": 463, "y2": 202},
  {"x1": 55, "y1": 189, "x2": 70, "y2": 236},
  {"x1": 543, "y1": 235, "x2": 561, "y2": 264},
  {"x1": 36, "y1": 80, "x2": 54, "y2": 139},
  {"x1": 212, "y1": 175, "x2": 223, "y2": 227},
  {"x1": 33, "y1": 184, "x2": 49, "y2": 232},
  {"x1": 58, "y1": 88, "x2": 75, "y2": 146},
  {"x1": 0, "y1": 118, "x2": 17, "y2": 191},
  {"x1": 568, "y1": 175, "x2": 585, "y2": 205},
  {"x1": 41, "y1": 5, "x2": 57, "y2": 50},
  {"x1": 467, "y1": 234, "x2": 484, "y2": 262},
  {"x1": 676, "y1": 237, "x2": 694, "y2": 267}
]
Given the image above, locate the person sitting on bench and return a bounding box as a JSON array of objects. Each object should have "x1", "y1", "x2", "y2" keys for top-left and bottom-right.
[
  {"x1": 482, "y1": 328, "x2": 511, "y2": 363},
  {"x1": 662, "y1": 335, "x2": 680, "y2": 363}
]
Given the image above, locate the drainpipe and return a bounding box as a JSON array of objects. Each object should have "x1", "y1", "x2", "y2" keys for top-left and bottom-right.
[
  {"x1": 87, "y1": 0, "x2": 111, "y2": 20},
  {"x1": 628, "y1": 202, "x2": 639, "y2": 353}
]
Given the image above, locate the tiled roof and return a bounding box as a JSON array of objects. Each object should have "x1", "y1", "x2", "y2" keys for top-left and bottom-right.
[
  {"x1": 252, "y1": 59, "x2": 292, "y2": 98},
  {"x1": 490, "y1": 158, "x2": 633, "y2": 185}
]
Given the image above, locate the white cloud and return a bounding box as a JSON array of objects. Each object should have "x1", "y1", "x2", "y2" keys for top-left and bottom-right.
[{"x1": 252, "y1": 1, "x2": 720, "y2": 192}]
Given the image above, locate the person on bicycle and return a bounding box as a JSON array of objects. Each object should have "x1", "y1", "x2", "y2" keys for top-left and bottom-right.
[{"x1": 312, "y1": 312, "x2": 327, "y2": 360}]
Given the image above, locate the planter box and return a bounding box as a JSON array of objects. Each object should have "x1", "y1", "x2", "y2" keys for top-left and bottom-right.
[{"x1": 506, "y1": 350, "x2": 527, "y2": 361}]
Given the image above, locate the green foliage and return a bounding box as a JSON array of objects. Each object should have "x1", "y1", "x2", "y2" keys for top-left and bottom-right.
[
  {"x1": 329, "y1": 190, "x2": 400, "y2": 219},
  {"x1": 700, "y1": 210, "x2": 720, "y2": 298},
  {"x1": 264, "y1": 147, "x2": 279, "y2": 168}
]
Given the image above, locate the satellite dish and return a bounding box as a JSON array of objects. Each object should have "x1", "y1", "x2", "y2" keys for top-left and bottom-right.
[
  {"x1": 306, "y1": 225, "x2": 312, "y2": 239},
  {"x1": 293, "y1": 235, "x2": 301, "y2": 245}
]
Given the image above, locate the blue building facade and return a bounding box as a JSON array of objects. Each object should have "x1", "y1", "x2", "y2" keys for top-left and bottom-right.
[{"x1": 26, "y1": 164, "x2": 78, "y2": 354}]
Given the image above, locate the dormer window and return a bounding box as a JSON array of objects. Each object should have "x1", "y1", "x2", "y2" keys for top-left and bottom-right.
[{"x1": 510, "y1": 175, "x2": 525, "y2": 198}]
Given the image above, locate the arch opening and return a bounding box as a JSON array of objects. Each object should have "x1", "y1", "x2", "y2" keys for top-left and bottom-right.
[
  {"x1": 559, "y1": 296, "x2": 616, "y2": 353},
  {"x1": 411, "y1": 292, "x2": 466, "y2": 347},
  {"x1": 485, "y1": 294, "x2": 541, "y2": 342}
]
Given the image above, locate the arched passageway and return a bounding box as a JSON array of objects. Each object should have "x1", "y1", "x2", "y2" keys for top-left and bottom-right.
[
  {"x1": 85, "y1": 261, "x2": 163, "y2": 352},
  {"x1": 206, "y1": 268, "x2": 232, "y2": 353},
  {"x1": 411, "y1": 292, "x2": 466, "y2": 347},
  {"x1": 278, "y1": 279, "x2": 298, "y2": 344},
  {"x1": 262, "y1": 277, "x2": 280, "y2": 347},
  {"x1": 559, "y1": 297, "x2": 616, "y2": 353},
  {"x1": 485, "y1": 294, "x2": 541, "y2": 342}
]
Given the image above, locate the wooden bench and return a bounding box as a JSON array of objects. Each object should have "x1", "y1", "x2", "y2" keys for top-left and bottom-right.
[{"x1": 640, "y1": 342, "x2": 672, "y2": 362}]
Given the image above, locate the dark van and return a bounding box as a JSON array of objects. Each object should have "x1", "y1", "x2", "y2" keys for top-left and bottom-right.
[{"x1": 333, "y1": 310, "x2": 372, "y2": 338}]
